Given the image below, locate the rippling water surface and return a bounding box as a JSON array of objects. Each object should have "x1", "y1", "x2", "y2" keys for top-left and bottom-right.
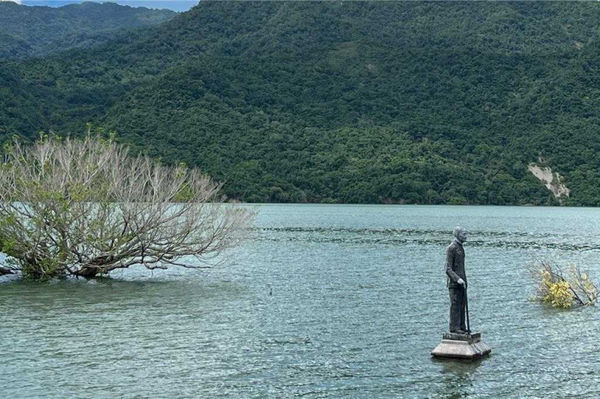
[{"x1": 2, "y1": 205, "x2": 600, "y2": 398}]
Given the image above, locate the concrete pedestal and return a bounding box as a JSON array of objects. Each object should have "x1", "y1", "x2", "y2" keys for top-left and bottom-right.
[{"x1": 431, "y1": 332, "x2": 491, "y2": 360}]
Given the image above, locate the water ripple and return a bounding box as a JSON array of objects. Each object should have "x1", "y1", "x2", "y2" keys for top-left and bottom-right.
[
  {"x1": 2, "y1": 205, "x2": 600, "y2": 398},
  {"x1": 254, "y1": 226, "x2": 600, "y2": 252}
]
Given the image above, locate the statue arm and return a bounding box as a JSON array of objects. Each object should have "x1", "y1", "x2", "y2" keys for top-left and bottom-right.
[{"x1": 445, "y1": 246, "x2": 460, "y2": 283}]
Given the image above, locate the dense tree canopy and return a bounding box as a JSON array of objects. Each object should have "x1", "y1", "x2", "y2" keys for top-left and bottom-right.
[{"x1": 1, "y1": 1, "x2": 599, "y2": 205}]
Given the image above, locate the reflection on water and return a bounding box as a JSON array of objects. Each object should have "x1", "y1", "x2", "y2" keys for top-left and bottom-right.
[
  {"x1": 2, "y1": 205, "x2": 600, "y2": 398},
  {"x1": 431, "y1": 358, "x2": 483, "y2": 399}
]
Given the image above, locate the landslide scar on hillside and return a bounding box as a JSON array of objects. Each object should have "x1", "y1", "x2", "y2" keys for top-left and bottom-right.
[{"x1": 528, "y1": 163, "x2": 570, "y2": 201}]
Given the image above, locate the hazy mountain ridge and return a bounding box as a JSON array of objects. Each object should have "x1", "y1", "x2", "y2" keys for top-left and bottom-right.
[
  {"x1": 1, "y1": 1, "x2": 600, "y2": 205},
  {"x1": 0, "y1": 1, "x2": 175, "y2": 59}
]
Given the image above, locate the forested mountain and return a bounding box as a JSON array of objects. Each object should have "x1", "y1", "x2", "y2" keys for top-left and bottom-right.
[
  {"x1": 1, "y1": 1, "x2": 600, "y2": 205},
  {"x1": 0, "y1": 2, "x2": 175, "y2": 59}
]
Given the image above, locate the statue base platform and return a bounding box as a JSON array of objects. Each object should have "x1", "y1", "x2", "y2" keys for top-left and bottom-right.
[{"x1": 431, "y1": 332, "x2": 491, "y2": 360}]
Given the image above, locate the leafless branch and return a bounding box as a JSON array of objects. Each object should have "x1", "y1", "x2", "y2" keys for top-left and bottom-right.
[{"x1": 0, "y1": 135, "x2": 254, "y2": 279}]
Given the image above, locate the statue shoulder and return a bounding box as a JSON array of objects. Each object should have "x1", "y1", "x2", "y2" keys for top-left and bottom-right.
[{"x1": 446, "y1": 242, "x2": 457, "y2": 253}]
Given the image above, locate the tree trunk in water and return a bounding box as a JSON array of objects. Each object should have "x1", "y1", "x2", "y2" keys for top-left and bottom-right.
[{"x1": 76, "y1": 267, "x2": 99, "y2": 278}]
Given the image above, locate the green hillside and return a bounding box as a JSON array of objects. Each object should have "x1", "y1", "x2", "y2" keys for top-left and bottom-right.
[
  {"x1": 1, "y1": 1, "x2": 600, "y2": 204},
  {"x1": 0, "y1": 2, "x2": 175, "y2": 59}
]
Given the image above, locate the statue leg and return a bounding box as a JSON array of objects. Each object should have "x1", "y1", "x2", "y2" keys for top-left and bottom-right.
[
  {"x1": 459, "y1": 288, "x2": 466, "y2": 332},
  {"x1": 448, "y1": 288, "x2": 461, "y2": 332}
]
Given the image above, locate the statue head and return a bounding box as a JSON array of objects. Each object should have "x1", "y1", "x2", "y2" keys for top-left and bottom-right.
[{"x1": 453, "y1": 226, "x2": 467, "y2": 243}]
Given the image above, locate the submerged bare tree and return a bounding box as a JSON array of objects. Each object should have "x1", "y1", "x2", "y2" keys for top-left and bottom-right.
[{"x1": 0, "y1": 135, "x2": 253, "y2": 280}]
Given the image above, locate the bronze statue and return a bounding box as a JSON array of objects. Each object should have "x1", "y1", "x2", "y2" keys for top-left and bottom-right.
[
  {"x1": 446, "y1": 226, "x2": 468, "y2": 334},
  {"x1": 432, "y1": 227, "x2": 491, "y2": 359}
]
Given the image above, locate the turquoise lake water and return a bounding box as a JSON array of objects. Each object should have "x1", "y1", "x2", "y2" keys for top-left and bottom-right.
[{"x1": 1, "y1": 204, "x2": 600, "y2": 398}]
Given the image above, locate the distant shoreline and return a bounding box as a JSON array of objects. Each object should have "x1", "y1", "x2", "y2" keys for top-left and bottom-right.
[{"x1": 235, "y1": 202, "x2": 592, "y2": 208}]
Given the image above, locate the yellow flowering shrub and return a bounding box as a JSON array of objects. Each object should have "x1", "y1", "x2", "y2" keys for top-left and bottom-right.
[
  {"x1": 543, "y1": 280, "x2": 573, "y2": 308},
  {"x1": 532, "y1": 262, "x2": 598, "y2": 309}
]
